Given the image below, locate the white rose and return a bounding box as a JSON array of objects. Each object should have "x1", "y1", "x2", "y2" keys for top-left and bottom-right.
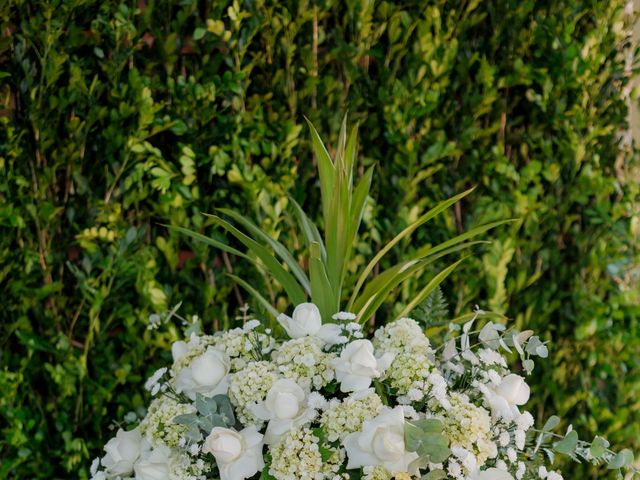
[
  {"x1": 134, "y1": 445, "x2": 171, "y2": 480},
  {"x1": 344, "y1": 406, "x2": 418, "y2": 473},
  {"x1": 482, "y1": 374, "x2": 530, "y2": 421},
  {"x1": 496, "y1": 374, "x2": 530, "y2": 405},
  {"x1": 470, "y1": 468, "x2": 515, "y2": 480},
  {"x1": 101, "y1": 427, "x2": 144, "y2": 476},
  {"x1": 249, "y1": 378, "x2": 317, "y2": 444},
  {"x1": 203, "y1": 426, "x2": 264, "y2": 480},
  {"x1": 171, "y1": 340, "x2": 189, "y2": 362},
  {"x1": 277, "y1": 303, "x2": 345, "y2": 344},
  {"x1": 332, "y1": 339, "x2": 394, "y2": 392},
  {"x1": 176, "y1": 347, "x2": 230, "y2": 400}
]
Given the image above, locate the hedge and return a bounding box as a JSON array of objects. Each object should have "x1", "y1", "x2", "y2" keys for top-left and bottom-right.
[{"x1": 1, "y1": 0, "x2": 639, "y2": 478}]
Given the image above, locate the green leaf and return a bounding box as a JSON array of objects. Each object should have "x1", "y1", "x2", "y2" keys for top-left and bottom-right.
[
  {"x1": 590, "y1": 436, "x2": 609, "y2": 459},
  {"x1": 543, "y1": 416, "x2": 561, "y2": 432},
  {"x1": 193, "y1": 27, "x2": 206, "y2": 40},
  {"x1": 210, "y1": 215, "x2": 307, "y2": 305},
  {"x1": 227, "y1": 273, "x2": 279, "y2": 319},
  {"x1": 309, "y1": 241, "x2": 338, "y2": 321},
  {"x1": 607, "y1": 449, "x2": 634, "y2": 469},
  {"x1": 164, "y1": 224, "x2": 248, "y2": 259},
  {"x1": 304, "y1": 118, "x2": 335, "y2": 230},
  {"x1": 288, "y1": 195, "x2": 326, "y2": 258},
  {"x1": 215, "y1": 208, "x2": 310, "y2": 295},
  {"x1": 352, "y1": 241, "x2": 483, "y2": 316},
  {"x1": 405, "y1": 419, "x2": 450, "y2": 464},
  {"x1": 348, "y1": 188, "x2": 476, "y2": 310},
  {"x1": 554, "y1": 430, "x2": 579, "y2": 454},
  {"x1": 396, "y1": 257, "x2": 468, "y2": 319},
  {"x1": 422, "y1": 470, "x2": 448, "y2": 480}
]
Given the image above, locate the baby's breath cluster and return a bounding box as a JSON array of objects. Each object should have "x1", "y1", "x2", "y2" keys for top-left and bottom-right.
[
  {"x1": 140, "y1": 396, "x2": 196, "y2": 448},
  {"x1": 272, "y1": 336, "x2": 335, "y2": 389},
  {"x1": 269, "y1": 428, "x2": 342, "y2": 480},
  {"x1": 91, "y1": 303, "x2": 636, "y2": 480},
  {"x1": 228, "y1": 360, "x2": 279, "y2": 426},
  {"x1": 320, "y1": 390, "x2": 383, "y2": 441}
]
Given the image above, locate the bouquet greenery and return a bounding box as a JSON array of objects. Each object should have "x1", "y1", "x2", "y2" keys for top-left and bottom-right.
[{"x1": 90, "y1": 120, "x2": 637, "y2": 480}]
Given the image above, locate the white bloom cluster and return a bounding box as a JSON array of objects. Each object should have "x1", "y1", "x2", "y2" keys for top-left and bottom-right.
[
  {"x1": 269, "y1": 427, "x2": 342, "y2": 480},
  {"x1": 441, "y1": 393, "x2": 497, "y2": 471},
  {"x1": 140, "y1": 396, "x2": 197, "y2": 448},
  {"x1": 92, "y1": 302, "x2": 605, "y2": 480},
  {"x1": 320, "y1": 390, "x2": 383, "y2": 441},
  {"x1": 228, "y1": 360, "x2": 279, "y2": 426},
  {"x1": 373, "y1": 318, "x2": 446, "y2": 404},
  {"x1": 272, "y1": 336, "x2": 335, "y2": 389}
]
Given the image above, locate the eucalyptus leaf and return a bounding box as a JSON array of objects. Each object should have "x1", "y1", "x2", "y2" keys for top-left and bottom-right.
[{"x1": 554, "y1": 430, "x2": 579, "y2": 454}]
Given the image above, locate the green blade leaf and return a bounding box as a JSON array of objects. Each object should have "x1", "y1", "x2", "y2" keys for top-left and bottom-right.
[
  {"x1": 309, "y1": 241, "x2": 338, "y2": 321},
  {"x1": 226, "y1": 273, "x2": 279, "y2": 319},
  {"x1": 324, "y1": 160, "x2": 349, "y2": 298},
  {"x1": 352, "y1": 241, "x2": 485, "y2": 314},
  {"x1": 421, "y1": 219, "x2": 516, "y2": 259},
  {"x1": 356, "y1": 261, "x2": 425, "y2": 323},
  {"x1": 214, "y1": 208, "x2": 310, "y2": 295},
  {"x1": 304, "y1": 117, "x2": 335, "y2": 229},
  {"x1": 396, "y1": 257, "x2": 468, "y2": 319},
  {"x1": 211, "y1": 215, "x2": 307, "y2": 305},
  {"x1": 348, "y1": 187, "x2": 476, "y2": 310},
  {"x1": 344, "y1": 123, "x2": 359, "y2": 188},
  {"x1": 288, "y1": 195, "x2": 326, "y2": 258},
  {"x1": 163, "y1": 224, "x2": 249, "y2": 259}
]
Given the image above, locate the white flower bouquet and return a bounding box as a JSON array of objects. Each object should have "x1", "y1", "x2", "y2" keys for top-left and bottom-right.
[{"x1": 91, "y1": 119, "x2": 637, "y2": 480}]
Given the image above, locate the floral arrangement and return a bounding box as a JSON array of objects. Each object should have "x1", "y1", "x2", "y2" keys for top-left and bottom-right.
[{"x1": 90, "y1": 119, "x2": 637, "y2": 480}]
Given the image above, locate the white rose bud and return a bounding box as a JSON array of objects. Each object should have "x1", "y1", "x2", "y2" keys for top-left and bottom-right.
[
  {"x1": 171, "y1": 340, "x2": 189, "y2": 362},
  {"x1": 344, "y1": 406, "x2": 417, "y2": 473},
  {"x1": 250, "y1": 379, "x2": 317, "y2": 444},
  {"x1": 496, "y1": 374, "x2": 530, "y2": 406},
  {"x1": 332, "y1": 339, "x2": 394, "y2": 392},
  {"x1": 175, "y1": 347, "x2": 230, "y2": 400},
  {"x1": 133, "y1": 445, "x2": 171, "y2": 480},
  {"x1": 278, "y1": 303, "x2": 322, "y2": 338},
  {"x1": 203, "y1": 427, "x2": 265, "y2": 480},
  {"x1": 481, "y1": 374, "x2": 530, "y2": 421},
  {"x1": 277, "y1": 303, "x2": 345, "y2": 344},
  {"x1": 101, "y1": 427, "x2": 144, "y2": 476}
]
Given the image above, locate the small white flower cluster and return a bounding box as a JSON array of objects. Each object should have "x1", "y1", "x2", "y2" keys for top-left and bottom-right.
[{"x1": 92, "y1": 303, "x2": 586, "y2": 480}]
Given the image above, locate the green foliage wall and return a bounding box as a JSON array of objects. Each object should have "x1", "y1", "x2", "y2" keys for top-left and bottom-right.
[{"x1": 1, "y1": 0, "x2": 639, "y2": 478}]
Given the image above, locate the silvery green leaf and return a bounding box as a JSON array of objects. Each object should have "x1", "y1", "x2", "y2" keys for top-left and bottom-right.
[
  {"x1": 443, "y1": 338, "x2": 457, "y2": 361},
  {"x1": 184, "y1": 424, "x2": 202, "y2": 443},
  {"x1": 523, "y1": 359, "x2": 535, "y2": 373},
  {"x1": 173, "y1": 413, "x2": 199, "y2": 426},
  {"x1": 212, "y1": 394, "x2": 235, "y2": 426},
  {"x1": 607, "y1": 449, "x2": 634, "y2": 469},
  {"x1": 196, "y1": 393, "x2": 219, "y2": 417},
  {"x1": 479, "y1": 322, "x2": 500, "y2": 349},
  {"x1": 590, "y1": 436, "x2": 609, "y2": 459},
  {"x1": 410, "y1": 418, "x2": 444, "y2": 433},
  {"x1": 422, "y1": 470, "x2": 447, "y2": 479},
  {"x1": 199, "y1": 416, "x2": 214, "y2": 433},
  {"x1": 404, "y1": 422, "x2": 424, "y2": 452},
  {"x1": 543, "y1": 416, "x2": 560, "y2": 432},
  {"x1": 554, "y1": 430, "x2": 579, "y2": 454}
]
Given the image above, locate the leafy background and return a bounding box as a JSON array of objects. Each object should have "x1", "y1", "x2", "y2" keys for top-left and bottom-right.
[{"x1": 1, "y1": 0, "x2": 639, "y2": 478}]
